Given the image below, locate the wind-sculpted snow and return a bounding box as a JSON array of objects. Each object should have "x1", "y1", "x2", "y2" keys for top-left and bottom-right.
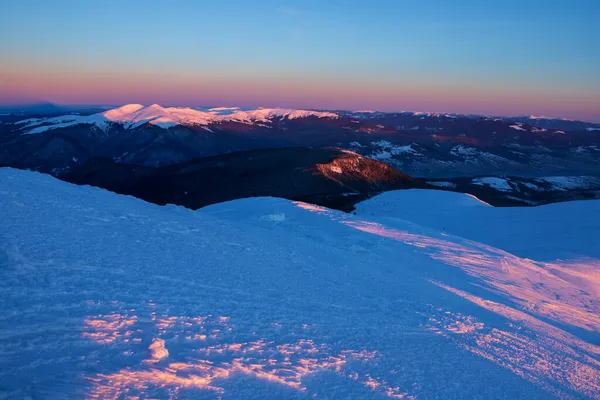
[
  {"x1": 422, "y1": 300, "x2": 600, "y2": 399},
  {"x1": 343, "y1": 219, "x2": 600, "y2": 333},
  {"x1": 1, "y1": 169, "x2": 599, "y2": 399},
  {"x1": 295, "y1": 200, "x2": 600, "y2": 333},
  {"x1": 84, "y1": 306, "x2": 409, "y2": 399}
]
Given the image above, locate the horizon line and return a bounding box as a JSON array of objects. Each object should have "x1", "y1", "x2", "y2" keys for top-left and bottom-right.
[{"x1": 1, "y1": 101, "x2": 599, "y2": 124}]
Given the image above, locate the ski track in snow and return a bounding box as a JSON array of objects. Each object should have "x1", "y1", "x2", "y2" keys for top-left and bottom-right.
[{"x1": 1, "y1": 169, "x2": 599, "y2": 399}]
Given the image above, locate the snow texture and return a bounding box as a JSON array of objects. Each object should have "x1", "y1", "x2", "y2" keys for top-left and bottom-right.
[
  {"x1": 1, "y1": 169, "x2": 599, "y2": 399},
  {"x1": 472, "y1": 177, "x2": 513, "y2": 192},
  {"x1": 369, "y1": 141, "x2": 419, "y2": 161}
]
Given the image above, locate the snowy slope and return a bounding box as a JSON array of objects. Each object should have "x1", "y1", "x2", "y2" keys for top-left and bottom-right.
[
  {"x1": 17, "y1": 104, "x2": 340, "y2": 134},
  {"x1": 1, "y1": 169, "x2": 599, "y2": 399},
  {"x1": 354, "y1": 189, "x2": 600, "y2": 261}
]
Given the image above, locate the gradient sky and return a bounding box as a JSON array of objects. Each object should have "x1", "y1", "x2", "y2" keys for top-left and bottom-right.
[{"x1": 1, "y1": 0, "x2": 599, "y2": 121}]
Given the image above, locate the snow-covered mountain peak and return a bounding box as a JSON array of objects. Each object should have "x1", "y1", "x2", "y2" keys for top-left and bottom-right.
[
  {"x1": 106, "y1": 103, "x2": 145, "y2": 115},
  {"x1": 521, "y1": 114, "x2": 550, "y2": 120},
  {"x1": 207, "y1": 106, "x2": 240, "y2": 111},
  {"x1": 18, "y1": 104, "x2": 341, "y2": 134},
  {"x1": 102, "y1": 104, "x2": 214, "y2": 129}
]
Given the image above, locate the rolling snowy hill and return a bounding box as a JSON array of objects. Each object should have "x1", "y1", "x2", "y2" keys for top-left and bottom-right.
[{"x1": 1, "y1": 168, "x2": 599, "y2": 399}]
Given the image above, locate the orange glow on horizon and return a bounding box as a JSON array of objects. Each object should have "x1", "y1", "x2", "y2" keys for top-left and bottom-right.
[{"x1": 2, "y1": 63, "x2": 599, "y2": 121}]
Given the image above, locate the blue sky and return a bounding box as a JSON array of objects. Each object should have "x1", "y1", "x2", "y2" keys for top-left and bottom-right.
[{"x1": 1, "y1": 0, "x2": 599, "y2": 120}]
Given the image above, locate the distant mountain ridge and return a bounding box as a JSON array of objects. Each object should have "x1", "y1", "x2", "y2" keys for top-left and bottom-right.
[
  {"x1": 15, "y1": 104, "x2": 340, "y2": 134},
  {"x1": 1, "y1": 104, "x2": 599, "y2": 179},
  {"x1": 59, "y1": 146, "x2": 600, "y2": 212},
  {"x1": 63, "y1": 147, "x2": 426, "y2": 211}
]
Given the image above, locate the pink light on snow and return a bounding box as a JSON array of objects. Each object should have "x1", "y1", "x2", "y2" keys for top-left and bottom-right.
[
  {"x1": 424, "y1": 287, "x2": 600, "y2": 398},
  {"x1": 341, "y1": 219, "x2": 600, "y2": 333},
  {"x1": 293, "y1": 200, "x2": 600, "y2": 397},
  {"x1": 82, "y1": 312, "x2": 137, "y2": 344},
  {"x1": 83, "y1": 307, "x2": 412, "y2": 399}
]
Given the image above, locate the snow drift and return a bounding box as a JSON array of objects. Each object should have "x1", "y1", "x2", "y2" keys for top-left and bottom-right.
[{"x1": 1, "y1": 168, "x2": 599, "y2": 399}]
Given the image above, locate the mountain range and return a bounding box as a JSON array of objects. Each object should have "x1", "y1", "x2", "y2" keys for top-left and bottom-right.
[
  {"x1": 64, "y1": 147, "x2": 426, "y2": 212},
  {"x1": 2, "y1": 104, "x2": 598, "y2": 177},
  {"x1": 2, "y1": 103, "x2": 599, "y2": 209}
]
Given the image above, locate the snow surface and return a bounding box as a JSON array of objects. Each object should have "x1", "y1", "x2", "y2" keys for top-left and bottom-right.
[
  {"x1": 510, "y1": 125, "x2": 527, "y2": 132},
  {"x1": 586, "y1": 127, "x2": 600, "y2": 132},
  {"x1": 451, "y1": 145, "x2": 479, "y2": 157},
  {"x1": 519, "y1": 181, "x2": 543, "y2": 191},
  {"x1": 537, "y1": 176, "x2": 600, "y2": 191},
  {"x1": 369, "y1": 141, "x2": 419, "y2": 161},
  {"x1": 512, "y1": 177, "x2": 600, "y2": 192},
  {"x1": 18, "y1": 104, "x2": 340, "y2": 134},
  {"x1": 427, "y1": 181, "x2": 457, "y2": 189},
  {"x1": 14, "y1": 117, "x2": 42, "y2": 125},
  {"x1": 449, "y1": 146, "x2": 509, "y2": 165},
  {"x1": 412, "y1": 112, "x2": 455, "y2": 118},
  {"x1": 527, "y1": 115, "x2": 553, "y2": 120},
  {"x1": 1, "y1": 168, "x2": 600, "y2": 399},
  {"x1": 472, "y1": 177, "x2": 513, "y2": 192},
  {"x1": 349, "y1": 141, "x2": 366, "y2": 148}
]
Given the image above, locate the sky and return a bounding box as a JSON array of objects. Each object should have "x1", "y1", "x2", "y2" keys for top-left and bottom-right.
[{"x1": 1, "y1": 0, "x2": 599, "y2": 121}]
